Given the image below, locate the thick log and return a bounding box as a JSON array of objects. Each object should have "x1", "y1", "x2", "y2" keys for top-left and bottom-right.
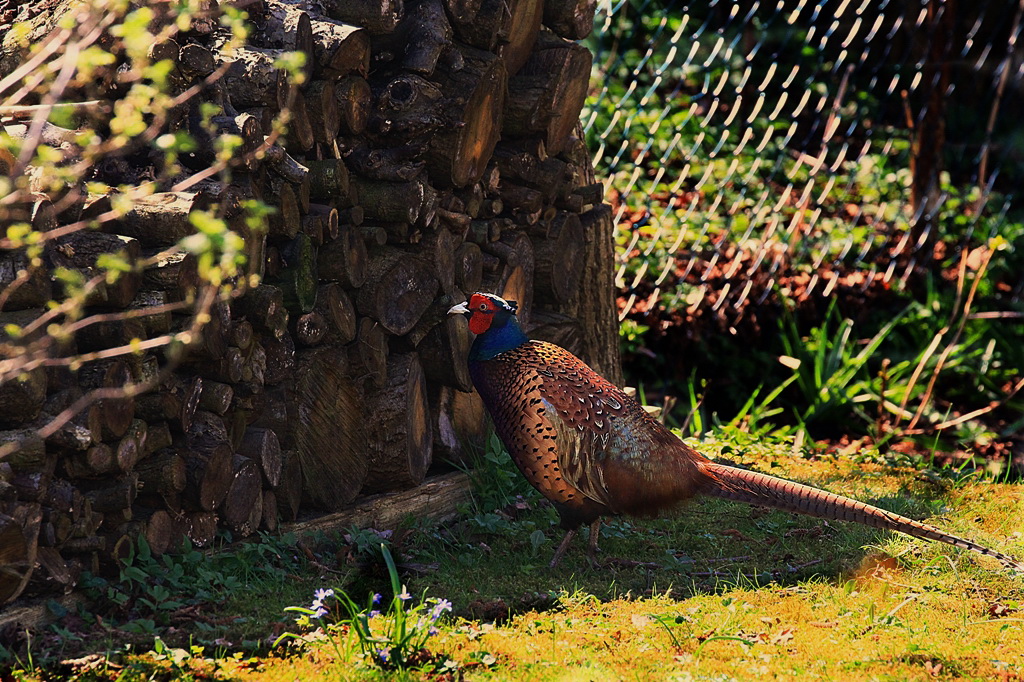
[
  {"x1": 452, "y1": 0, "x2": 510, "y2": 51},
  {"x1": 181, "y1": 410, "x2": 234, "y2": 511},
  {"x1": 77, "y1": 358, "x2": 135, "y2": 440},
  {"x1": 114, "y1": 419, "x2": 148, "y2": 473},
  {"x1": 141, "y1": 250, "x2": 199, "y2": 301},
  {"x1": 426, "y1": 48, "x2": 507, "y2": 187},
  {"x1": 324, "y1": 0, "x2": 404, "y2": 34},
  {"x1": 178, "y1": 42, "x2": 215, "y2": 77},
  {"x1": 261, "y1": 489, "x2": 279, "y2": 532},
  {"x1": 498, "y1": 0, "x2": 545, "y2": 76},
  {"x1": 109, "y1": 192, "x2": 214, "y2": 248},
  {"x1": 454, "y1": 241, "x2": 483, "y2": 293},
  {"x1": 233, "y1": 284, "x2": 289, "y2": 340},
  {"x1": 311, "y1": 283, "x2": 356, "y2": 346},
  {"x1": 83, "y1": 473, "x2": 138, "y2": 513},
  {"x1": 63, "y1": 443, "x2": 116, "y2": 479},
  {"x1": 221, "y1": 45, "x2": 290, "y2": 109},
  {"x1": 142, "y1": 509, "x2": 184, "y2": 556},
  {"x1": 238, "y1": 426, "x2": 282, "y2": 488},
  {"x1": 127, "y1": 290, "x2": 172, "y2": 337},
  {"x1": 356, "y1": 246, "x2": 437, "y2": 335},
  {"x1": 307, "y1": 204, "x2": 339, "y2": 240},
  {"x1": 306, "y1": 80, "x2": 340, "y2": 145},
  {"x1": 306, "y1": 158, "x2": 356, "y2": 205},
  {"x1": 294, "y1": 310, "x2": 326, "y2": 346},
  {"x1": 413, "y1": 295, "x2": 473, "y2": 391},
  {"x1": 198, "y1": 379, "x2": 235, "y2": 416},
  {"x1": 275, "y1": 450, "x2": 303, "y2": 521},
  {"x1": 46, "y1": 231, "x2": 142, "y2": 308},
  {"x1": 223, "y1": 455, "x2": 262, "y2": 537},
  {"x1": 135, "y1": 374, "x2": 202, "y2": 432},
  {"x1": 310, "y1": 18, "x2": 370, "y2": 78},
  {"x1": 288, "y1": 347, "x2": 367, "y2": 511},
  {"x1": 257, "y1": 0, "x2": 315, "y2": 83},
  {"x1": 347, "y1": 317, "x2": 389, "y2": 389},
  {"x1": 531, "y1": 211, "x2": 584, "y2": 303},
  {"x1": 543, "y1": 0, "x2": 595, "y2": 40},
  {"x1": 317, "y1": 224, "x2": 367, "y2": 289},
  {"x1": 0, "y1": 250, "x2": 50, "y2": 311},
  {"x1": 336, "y1": 75, "x2": 372, "y2": 135},
  {"x1": 574, "y1": 200, "x2": 623, "y2": 385},
  {"x1": 261, "y1": 333, "x2": 296, "y2": 386},
  {"x1": 504, "y1": 33, "x2": 592, "y2": 154},
  {"x1": 285, "y1": 89, "x2": 315, "y2": 151},
  {"x1": 403, "y1": 0, "x2": 453, "y2": 74},
  {"x1": 0, "y1": 367, "x2": 45, "y2": 428},
  {"x1": 135, "y1": 448, "x2": 187, "y2": 500},
  {"x1": 362, "y1": 353, "x2": 432, "y2": 492},
  {"x1": 268, "y1": 233, "x2": 318, "y2": 314},
  {"x1": 182, "y1": 511, "x2": 218, "y2": 548}
]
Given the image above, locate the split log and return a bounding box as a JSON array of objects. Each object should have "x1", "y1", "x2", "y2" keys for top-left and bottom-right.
[
  {"x1": 135, "y1": 449, "x2": 187, "y2": 502},
  {"x1": 306, "y1": 80, "x2": 340, "y2": 145},
  {"x1": 46, "y1": 231, "x2": 142, "y2": 308},
  {"x1": 275, "y1": 450, "x2": 303, "y2": 521},
  {"x1": 324, "y1": 0, "x2": 404, "y2": 34},
  {"x1": 0, "y1": 507, "x2": 41, "y2": 603},
  {"x1": 285, "y1": 90, "x2": 315, "y2": 151},
  {"x1": 257, "y1": 0, "x2": 315, "y2": 83},
  {"x1": 543, "y1": 0, "x2": 596, "y2": 40},
  {"x1": 403, "y1": 0, "x2": 453, "y2": 74},
  {"x1": 503, "y1": 32, "x2": 592, "y2": 154},
  {"x1": 182, "y1": 511, "x2": 217, "y2": 548},
  {"x1": 270, "y1": 233, "x2": 318, "y2": 313},
  {"x1": 356, "y1": 246, "x2": 437, "y2": 335},
  {"x1": 141, "y1": 250, "x2": 199, "y2": 301},
  {"x1": 77, "y1": 358, "x2": 135, "y2": 440},
  {"x1": 454, "y1": 241, "x2": 483, "y2": 293},
  {"x1": 287, "y1": 347, "x2": 367, "y2": 511},
  {"x1": 313, "y1": 283, "x2": 357, "y2": 345},
  {"x1": 426, "y1": 48, "x2": 507, "y2": 187},
  {"x1": 337, "y1": 75, "x2": 372, "y2": 135},
  {"x1": 233, "y1": 284, "x2": 289, "y2": 340},
  {"x1": 0, "y1": 250, "x2": 50, "y2": 310},
  {"x1": 531, "y1": 210, "x2": 584, "y2": 303},
  {"x1": 528, "y1": 308, "x2": 583, "y2": 355},
  {"x1": 237, "y1": 426, "x2": 282, "y2": 487},
  {"x1": 347, "y1": 317, "x2": 389, "y2": 388},
  {"x1": 221, "y1": 45, "x2": 290, "y2": 110},
  {"x1": 414, "y1": 296, "x2": 473, "y2": 391},
  {"x1": 180, "y1": 410, "x2": 234, "y2": 511},
  {"x1": 198, "y1": 380, "x2": 234, "y2": 416},
  {"x1": 261, "y1": 489, "x2": 279, "y2": 531},
  {"x1": 317, "y1": 224, "x2": 368, "y2": 289},
  {"x1": 261, "y1": 333, "x2": 296, "y2": 385},
  {"x1": 142, "y1": 509, "x2": 183, "y2": 556},
  {"x1": 310, "y1": 18, "x2": 370, "y2": 78},
  {"x1": 222, "y1": 455, "x2": 262, "y2": 537},
  {"x1": 0, "y1": 367, "x2": 45, "y2": 428},
  {"x1": 362, "y1": 353, "x2": 432, "y2": 492},
  {"x1": 82, "y1": 473, "x2": 138, "y2": 512},
  {"x1": 109, "y1": 192, "x2": 214, "y2": 247},
  {"x1": 306, "y1": 159, "x2": 357, "y2": 205},
  {"x1": 496, "y1": 0, "x2": 544, "y2": 76},
  {"x1": 266, "y1": 178, "x2": 301, "y2": 240}
]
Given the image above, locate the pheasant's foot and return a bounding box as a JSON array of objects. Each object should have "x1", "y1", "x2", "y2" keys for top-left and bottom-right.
[{"x1": 549, "y1": 529, "x2": 577, "y2": 568}]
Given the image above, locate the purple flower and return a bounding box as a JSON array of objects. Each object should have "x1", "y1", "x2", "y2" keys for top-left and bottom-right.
[
  {"x1": 430, "y1": 599, "x2": 452, "y2": 620},
  {"x1": 313, "y1": 606, "x2": 328, "y2": 619},
  {"x1": 397, "y1": 587, "x2": 412, "y2": 601},
  {"x1": 369, "y1": 610, "x2": 380, "y2": 618},
  {"x1": 377, "y1": 647, "x2": 391, "y2": 663},
  {"x1": 314, "y1": 588, "x2": 334, "y2": 601},
  {"x1": 372, "y1": 592, "x2": 382, "y2": 605}
]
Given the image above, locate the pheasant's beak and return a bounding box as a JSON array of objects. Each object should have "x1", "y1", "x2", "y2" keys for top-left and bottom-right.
[{"x1": 447, "y1": 302, "x2": 470, "y2": 316}]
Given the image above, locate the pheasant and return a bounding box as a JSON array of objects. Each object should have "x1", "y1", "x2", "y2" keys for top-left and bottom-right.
[{"x1": 449, "y1": 292, "x2": 1024, "y2": 572}]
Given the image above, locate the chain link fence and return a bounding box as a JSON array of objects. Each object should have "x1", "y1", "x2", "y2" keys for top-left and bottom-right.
[{"x1": 583, "y1": 0, "x2": 1024, "y2": 330}]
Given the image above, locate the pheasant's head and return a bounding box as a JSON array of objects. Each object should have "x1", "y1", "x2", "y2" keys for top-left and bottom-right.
[{"x1": 448, "y1": 292, "x2": 527, "y2": 359}]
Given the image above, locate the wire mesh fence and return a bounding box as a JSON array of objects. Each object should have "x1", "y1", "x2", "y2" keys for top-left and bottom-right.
[{"x1": 583, "y1": 0, "x2": 1024, "y2": 328}]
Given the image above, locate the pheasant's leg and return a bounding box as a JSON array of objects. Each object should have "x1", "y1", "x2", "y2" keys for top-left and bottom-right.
[
  {"x1": 549, "y1": 529, "x2": 577, "y2": 568},
  {"x1": 586, "y1": 519, "x2": 602, "y2": 566}
]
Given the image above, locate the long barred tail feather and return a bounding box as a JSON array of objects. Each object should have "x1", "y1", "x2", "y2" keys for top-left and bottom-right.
[{"x1": 700, "y1": 463, "x2": 1024, "y2": 573}]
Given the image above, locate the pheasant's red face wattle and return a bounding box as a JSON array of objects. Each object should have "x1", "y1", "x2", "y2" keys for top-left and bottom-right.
[{"x1": 467, "y1": 293, "x2": 497, "y2": 334}]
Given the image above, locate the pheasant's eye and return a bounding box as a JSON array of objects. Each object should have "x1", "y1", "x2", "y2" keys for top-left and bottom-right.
[{"x1": 478, "y1": 303, "x2": 489, "y2": 311}]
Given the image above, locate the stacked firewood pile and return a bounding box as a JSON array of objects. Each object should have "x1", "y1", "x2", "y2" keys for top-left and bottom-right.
[{"x1": 0, "y1": 0, "x2": 612, "y2": 604}]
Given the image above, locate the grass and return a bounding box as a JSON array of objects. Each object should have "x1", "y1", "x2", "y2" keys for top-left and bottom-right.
[{"x1": 4, "y1": 430, "x2": 1022, "y2": 680}]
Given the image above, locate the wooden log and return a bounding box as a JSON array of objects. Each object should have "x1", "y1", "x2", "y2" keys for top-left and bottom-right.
[
  {"x1": 482, "y1": 231, "x2": 535, "y2": 326},
  {"x1": 294, "y1": 310, "x2": 326, "y2": 346},
  {"x1": 198, "y1": 380, "x2": 234, "y2": 416},
  {"x1": 221, "y1": 45, "x2": 290, "y2": 110},
  {"x1": 83, "y1": 473, "x2": 138, "y2": 512},
  {"x1": 275, "y1": 450, "x2": 302, "y2": 521},
  {"x1": 182, "y1": 511, "x2": 217, "y2": 548},
  {"x1": 0, "y1": 367, "x2": 45, "y2": 428},
  {"x1": 302, "y1": 213, "x2": 325, "y2": 247},
  {"x1": 426, "y1": 48, "x2": 507, "y2": 187},
  {"x1": 504, "y1": 32, "x2": 592, "y2": 154},
  {"x1": 108, "y1": 192, "x2": 214, "y2": 247},
  {"x1": 256, "y1": 0, "x2": 315, "y2": 83},
  {"x1": 307, "y1": 204, "x2": 339, "y2": 240},
  {"x1": 222, "y1": 455, "x2": 263, "y2": 537},
  {"x1": 268, "y1": 233, "x2": 318, "y2": 314},
  {"x1": 285, "y1": 89, "x2": 315, "y2": 151},
  {"x1": 310, "y1": 18, "x2": 370, "y2": 78},
  {"x1": 142, "y1": 509, "x2": 184, "y2": 556},
  {"x1": 0, "y1": 250, "x2": 50, "y2": 311},
  {"x1": 180, "y1": 410, "x2": 234, "y2": 511},
  {"x1": 362, "y1": 353, "x2": 432, "y2": 493},
  {"x1": 135, "y1": 448, "x2": 187, "y2": 500},
  {"x1": 306, "y1": 158, "x2": 357, "y2": 205},
  {"x1": 499, "y1": 0, "x2": 545, "y2": 76},
  {"x1": 324, "y1": 0, "x2": 403, "y2": 34},
  {"x1": 528, "y1": 308, "x2": 583, "y2": 356},
  {"x1": 141, "y1": 250, "x2": 199, "y2": 302},
  {"x1": 312, "y1": 282, "x2": 356, "y2": 345},
  {"x1": 142, "y1": 420, "x2": 173, "y2": 456},
  {"x1": 127, "y1": 290, "x2": 172, "y2": 337},
  {"x1": 237, "y1": 426, "x2": 282, "y2": 488},
  {"x1": 0, "y1": 507, "x2": 41, "y2": 603},
  {"x1": 77, "y1": 358, "x2": 135, "y2": 440},
  {"x1": 347, "y1": 317, "x2": 389, "y2": 389},
  {"x1": 336, "y1": 75, "x2": 372, "y2": 135},
  {"x1": 451, "y1": 0, "x2": 510, "y2": 51},
  {"x1": 531, "y1": 211, "x2": 584, "y2": 303},
  {"x1": 178, "y1": 42, "x2": 215, "y2": 77},
  {"x1": 63, "y1": 443, "x2": 116, "y2": 479},
  {"x1": 287, "y1": 347, "x2": 367, "y2": 511},
  {"x1": 306, "y1": 80, "x2": 340, "y2": 145},
  {"x1": 403, "y1": 0, "x2": 453, "y2": 74},
  {"x1": 261, "y1": 489, "x2": 279, "y2": 532},
  {"x1": 453, "y1": 241, "x2": 483, "y2": 293},
  {"x1": 266, "y1": 176, "x2": 302, "y2": 240},
  {"x1": 263, "y1": 143, "x2": 309, "y2": 185},
  {"x1": 543, "y1": 0, "x2": 595, "y2": 40},
  {"x1": 233, "y1": 284, "x2": 289, "y2": 340},
  {"x1": 46, "y1": 231, "x2": 142, "y2": 308},
  {"x1": 317, "y1": 224, "x2": 367, "y2": 289},
  {"x1": 114, "y1": 419, "x2": 148, "y2": 472},
  {"x1": 355, "y1": 246, "x2": 437, "y2": 335},
  {"x1": 261, "y1": 333, "x2": 296, "y2": 386},
  {"x1": 349, "y1": 175, "x2": 429, "y2": 223}
]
